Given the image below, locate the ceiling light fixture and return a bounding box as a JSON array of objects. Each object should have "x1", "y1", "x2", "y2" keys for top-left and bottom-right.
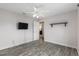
[{"x1": 33, "y1": 13, "x2": 39, "y2": 19}]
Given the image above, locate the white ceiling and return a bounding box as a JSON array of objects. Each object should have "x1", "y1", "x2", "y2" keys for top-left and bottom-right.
[{"x1": 0, "y1": 3, "x2": 77, "y2": 18}]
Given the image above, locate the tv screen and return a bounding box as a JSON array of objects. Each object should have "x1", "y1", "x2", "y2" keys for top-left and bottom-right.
[{"x1": 18, "y1": 22, "x2": 28, "y2": 29}]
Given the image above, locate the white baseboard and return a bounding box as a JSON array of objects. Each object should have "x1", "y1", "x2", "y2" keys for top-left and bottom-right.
[
  {"x1": 45, "y1": 40, "x2": 77, "y2": 49},
  {"x1": 0, "y1": 40, "x2": 33, "y2": 50}
]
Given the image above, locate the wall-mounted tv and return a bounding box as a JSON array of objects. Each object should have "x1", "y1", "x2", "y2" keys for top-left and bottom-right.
[{"x1": 18, "y1": 22, "x2": 28, "y2": 30}]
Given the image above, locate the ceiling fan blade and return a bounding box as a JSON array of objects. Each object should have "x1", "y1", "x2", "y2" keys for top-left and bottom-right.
[
  {"x1": 25, "y1": 11, "x2": 32, "y2": 13},
  {"x1": 34, "y1": 7, "x2": 37, "y2": 12},
  {"x1": 23, "y1": 6, "x2": 41, "y2": 18},
  {"x1": 33, "y1": 6, "x2": 39, "y2": 13}
]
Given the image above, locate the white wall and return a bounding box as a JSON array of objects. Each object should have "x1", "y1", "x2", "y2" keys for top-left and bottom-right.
[
  {"x1": 43, "y1": 10, "x2": 77, "y2": 48},
  {"x1": 77, "y1": 7, "x2": 79, "y2": 54},
  {"x1": 0, "y1": 9, "x2": 33, "y2": 50}
]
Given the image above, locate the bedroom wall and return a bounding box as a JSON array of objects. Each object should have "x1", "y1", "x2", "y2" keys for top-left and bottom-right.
[
  {"x1": 77, "y1": 7, "x2": 79, "y2": 54},
  {"x1": 0, "y1": 9, "x2": 33, "y2": 50},
  {"x1": 44, "y1": 10, "x2": 77, "y2": 48}
]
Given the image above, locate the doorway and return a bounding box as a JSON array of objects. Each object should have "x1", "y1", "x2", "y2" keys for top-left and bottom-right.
[
  {"x1": 39, "y1": 22, "x2": 44, "y2": 43},
  {"x1": 33, "y1": 21, "x2": 44, "y2": 43}
]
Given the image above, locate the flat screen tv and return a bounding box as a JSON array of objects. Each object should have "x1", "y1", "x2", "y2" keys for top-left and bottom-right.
[{"x1": 18, "y1": 22, "x2": 28, "y2": 30}]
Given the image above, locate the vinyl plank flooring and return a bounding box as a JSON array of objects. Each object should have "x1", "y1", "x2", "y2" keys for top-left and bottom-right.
[{"x1": 0, "y1": 40, "x2": 78, "y2": 56}]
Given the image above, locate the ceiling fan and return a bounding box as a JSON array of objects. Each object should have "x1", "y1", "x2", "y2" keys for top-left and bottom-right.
[{"x1": 24, "y1": 6, "x2": 40, "y2": 19}]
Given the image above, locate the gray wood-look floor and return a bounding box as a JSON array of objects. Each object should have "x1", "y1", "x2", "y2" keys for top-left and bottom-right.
[{"x1": 0, "y1": 40, "x2": 78, "y2": 56}]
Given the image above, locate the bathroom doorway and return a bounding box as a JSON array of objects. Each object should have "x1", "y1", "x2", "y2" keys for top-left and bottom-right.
[{"x1": 39, "y1": 22, "x2": 44, "y2": 43}]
